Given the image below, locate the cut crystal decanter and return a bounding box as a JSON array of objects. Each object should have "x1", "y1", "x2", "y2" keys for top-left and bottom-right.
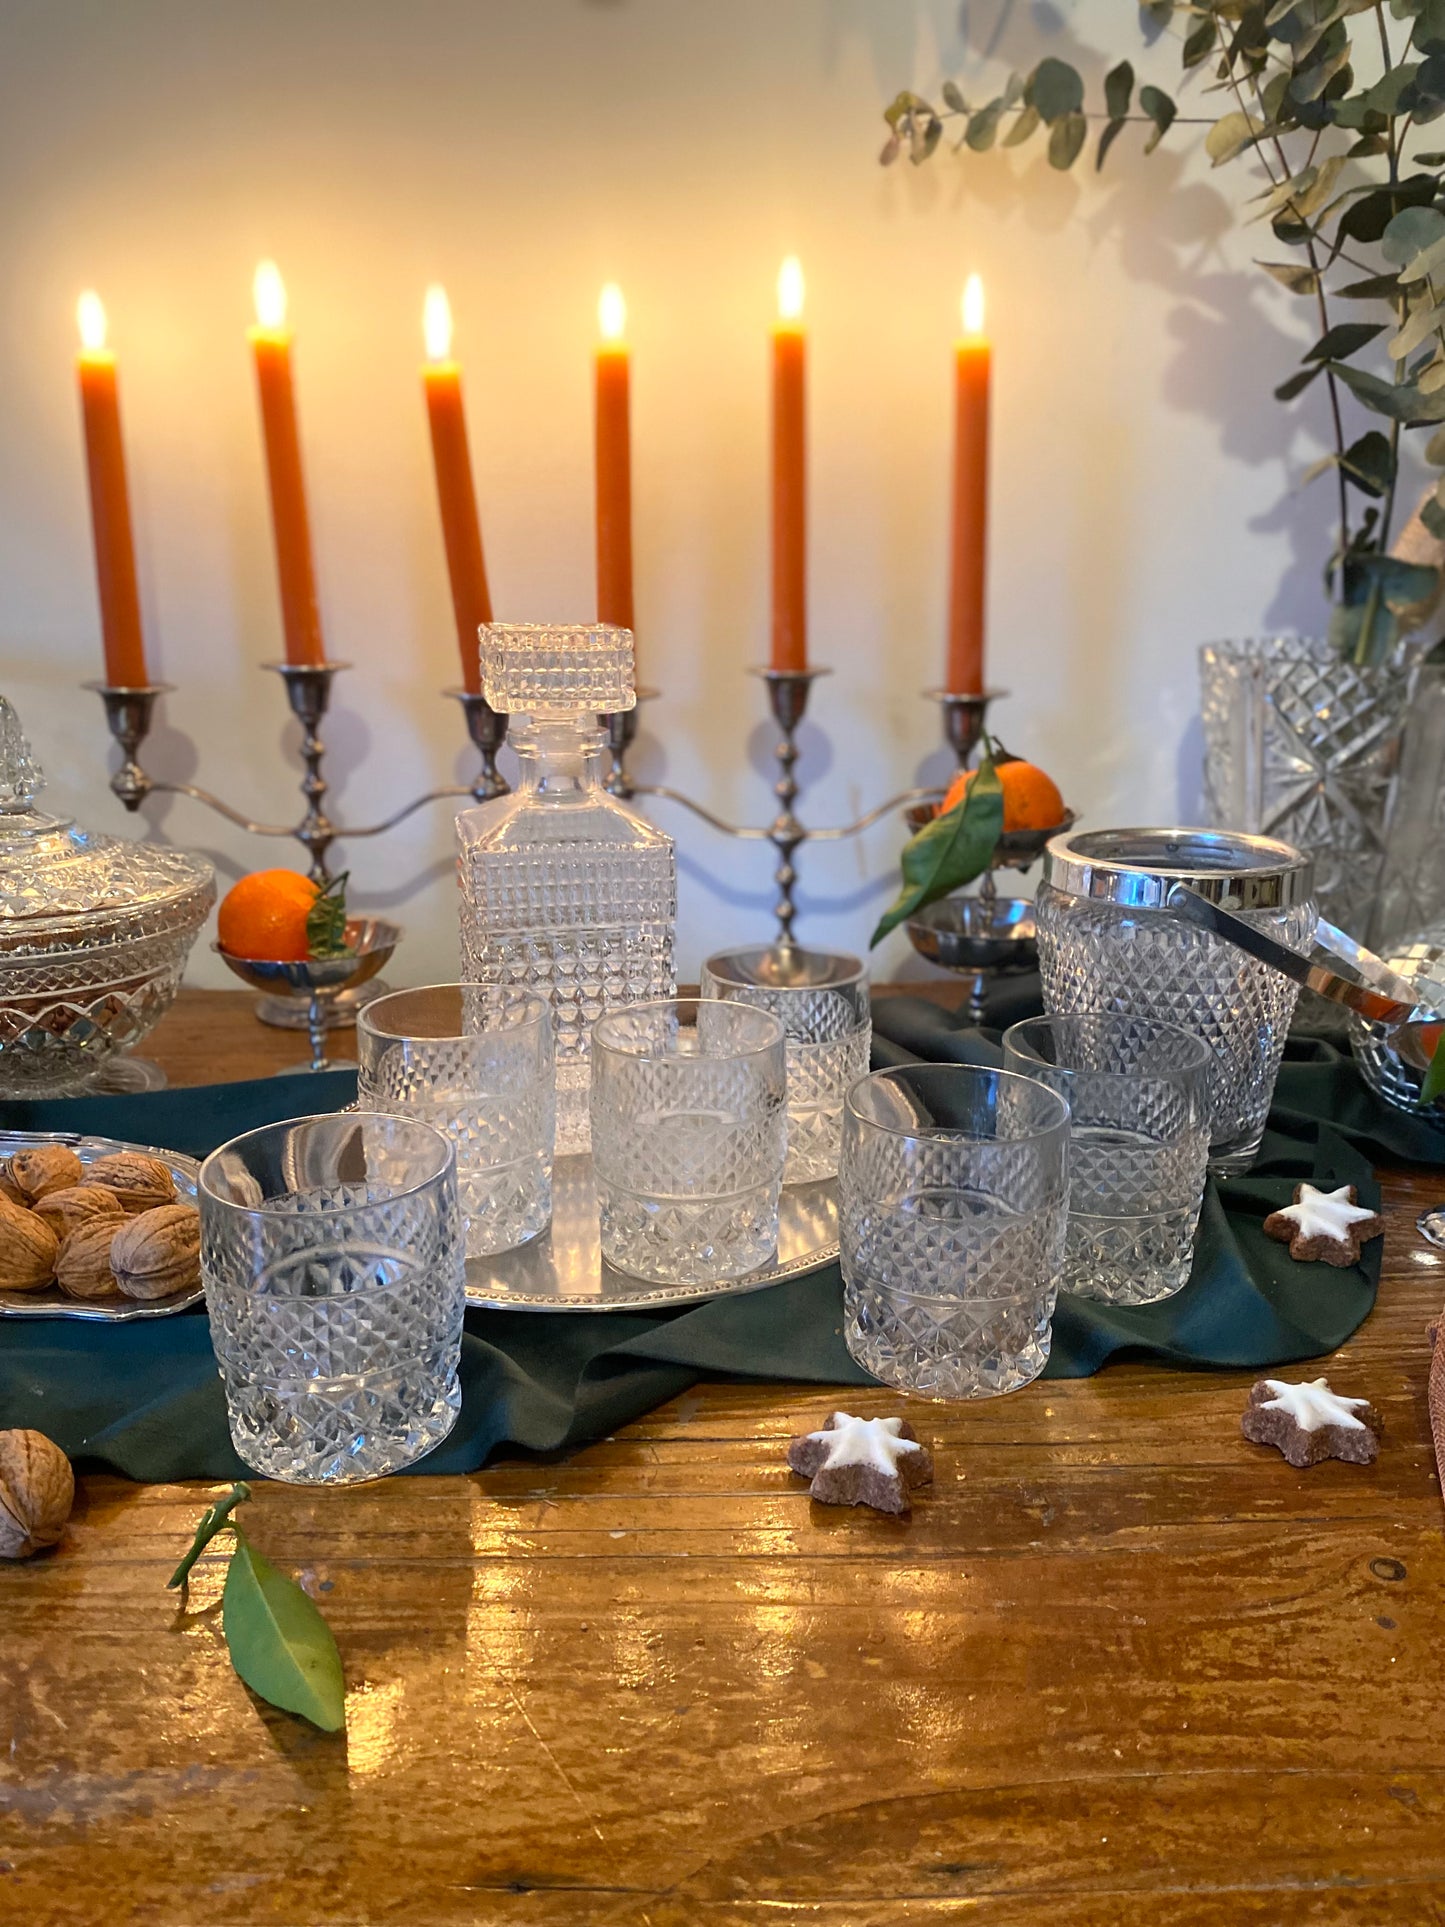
[{"x1": 457, "y1": 624, "x2": 676, "y2": 1154}]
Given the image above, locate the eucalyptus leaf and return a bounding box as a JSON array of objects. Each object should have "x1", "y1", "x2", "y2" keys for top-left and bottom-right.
[
  {"x1": 1004, "y1": 102, "x2": 1041, "y2": 146},
  {"x1": 1423, "y1": 495, "x2": 1445, "y2": 537},
  {"x1": 1389, "y1": 296, "x2": 1445, "y2": 360},
  {"x1": 1336, "y1": 271, "x2": 1403, "y2": 299},
  {"x1": 941, "y1": 79, "x2": 966, "y2": 114},
  {"x1": 1256, "y1": 258, "x2": 1321, "y2": 293},
  {"x1": 1183, "y1": 13, "x2": 1218, "y2": 64},
  {"x1": 1276, "y1": 362, "x2": 1325, "y2": 400},
  {"x1": 870, "y1": 753, "x2": 1004, "y2": 948},
  {"x1": 1331, "y1": 358, "x2": 1445, "y2": 420},
  {"x1": 1138, "y1": 84, "x2": 1177, "y2": 152},
  {"x1": 1104, "y1": 60, "x2": 1134, "y2": 120},
  {"x1": 1048, "y1": 110, "x2": 1088, "y2": 170},
  {"x1": 1031, "y1": 57, "x2": 1085, "y2": 124},
  {"x1": 1304, "y1": 320, "x2": 1385, "y2": 361},
  {"x1": 1399, "y1": 231, "x2": 1445, "y2": 284},
  {"x1": 1207, "y1": 109, "x2": 1261, "y2": 164},
  {"x1": 1381, "y1": 204, "x2": 1445, "y2": 264},
  {"x1": 1425, "y1": 423, "x2": 1445, "y2": 463},
  {"x1": 1340, "y1": 429, "x2": 1395, "y2": 496},
  {"x1": 223, "y1": 1530, "x2": 346, "y2": 1733},
  {"x1": 1097, "y1": 117, "x2": 1128, "y2": 170},
  {"x1": 966, "y1": 102, "x2": 1003, "y2": 152}
]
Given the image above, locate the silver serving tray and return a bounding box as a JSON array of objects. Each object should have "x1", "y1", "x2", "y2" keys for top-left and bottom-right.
[
  {"x1": 466, "y1": 1151, "x2": 838, "y2": 1311},
  {"x1": 0, "y1": 1130, "x2": 202, "y2": 1322}
]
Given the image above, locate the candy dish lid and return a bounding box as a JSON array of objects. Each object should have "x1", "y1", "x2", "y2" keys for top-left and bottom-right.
[
  {"x1": 1042, "y1": 827, "x2": 1314, "y2": 912},
  {"x1": 0, "y1": 698, "x2": 214, "y2": 951}
]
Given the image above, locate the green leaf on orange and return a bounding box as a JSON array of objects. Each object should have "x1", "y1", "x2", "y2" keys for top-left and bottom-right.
[{"x1": 870, "y1": 747, "x2": 1004, "y2": 949}]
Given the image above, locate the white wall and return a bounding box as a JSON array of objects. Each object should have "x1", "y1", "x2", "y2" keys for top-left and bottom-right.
[{"x1": 0, "y1": 0, "x2": 1342, "y2": 986}]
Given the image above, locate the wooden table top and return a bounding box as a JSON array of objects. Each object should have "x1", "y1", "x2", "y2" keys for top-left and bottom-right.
[{"x1": 4, "y1": 988, "x2": 1444, "y2": 1925}]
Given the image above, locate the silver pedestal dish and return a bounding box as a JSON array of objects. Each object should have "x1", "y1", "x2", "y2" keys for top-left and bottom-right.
[
  {"x1": 906, "y1": 896, "x2": 1038, "y2": 1024},
  {"x1": 214, "y1": 917, "x2": 401, "y2": 1073}
]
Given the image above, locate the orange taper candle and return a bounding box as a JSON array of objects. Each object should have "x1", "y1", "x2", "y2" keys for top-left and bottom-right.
[
  {"x1": 946, "y1": 274, "x2": 991, "y2": 697},
  {"x1": 594, "y1": 282, "x2": 635, "y2": 643},
  {"x1": 770, "y1": 256, "x2": 807, "y2": 673},
  {"x1": 422, "y1": 285, "x2": 492, "y2": 695},
  {"x1": 76, "y1": 292, "x2": 148, "y2": 687},
  {"x1": 248, "y1": 261, "x2": 325, "y2": 667}
]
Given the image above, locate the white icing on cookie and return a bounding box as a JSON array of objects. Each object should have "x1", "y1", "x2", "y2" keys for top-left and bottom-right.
[
  {"x1": 1260, "y1": 1377, "x2": 1372, "y2": 1432},
  {"x1": 811, "y1": 1412, "x2": 923, "y2": 1477},
  {"x1": 1276, "y1": 1183, "x2": 1377, "y2": 1242}
]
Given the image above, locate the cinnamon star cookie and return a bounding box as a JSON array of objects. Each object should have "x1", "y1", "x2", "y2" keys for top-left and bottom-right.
[
  {"x1": 1262, "y1": 1182, "x2": 1383, "y2": 1266},
  {"x1": 1240, "y1": 1376, "x2": 1382, "y2": 1468},
  {"x1": 786, "y1": 1412, "x2": 933, "y2": 1515}
]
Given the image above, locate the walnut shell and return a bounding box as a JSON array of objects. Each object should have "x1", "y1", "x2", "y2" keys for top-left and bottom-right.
[
  {"x1": 0, "y1": 1429, "x2": 74, "y2": 1559},
  {"x1": 9, "y1": 1145, "x2": 84, "y2": 1203},
  {"x1": 32, "y1": 1183, "x2": 126, "y2": 1242},
  {"x1": 81, "y1": 1152, "x2": 175, "y2": 1216},
  {"x1": 0, "y1": 1197, "x2": 59, "y2": 1292},
  {"x1": 0, "y1": 1166, "x2": 25, "y2": 1208},
  {"x1": 55, "y1": 1218, "x2": 124, "y2": 1301},
  {"x1": 111, "y1": 1203, "x2": 200, "y2": 1302}
]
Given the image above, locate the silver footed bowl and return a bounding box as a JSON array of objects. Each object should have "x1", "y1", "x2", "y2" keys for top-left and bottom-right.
[
  {"x1": 214, "y1": 916, "x2": 401, "y2": 998},
  {"x1": 906, "y1": 895, "x2": 1038, "y2": 973},
  {"x1": 1349, "y1": 932, "x2": 1445, "y2": 1118}
]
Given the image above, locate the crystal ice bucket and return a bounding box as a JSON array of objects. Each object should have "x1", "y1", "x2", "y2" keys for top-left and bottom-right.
[{"x1": 1036, "y1": 828, "x2": 1317, "y2": 1175}]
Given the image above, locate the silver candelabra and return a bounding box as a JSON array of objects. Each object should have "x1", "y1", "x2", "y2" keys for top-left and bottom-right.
[{"x1": 91, "y1": 662, "x2": 1004, "y2": 946}]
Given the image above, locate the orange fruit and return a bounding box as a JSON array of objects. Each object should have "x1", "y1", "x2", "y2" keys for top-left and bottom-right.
[
  {"x1": 938, "y1": 759, "x2": 1065, "y2": 833},
  {"x1": 217, "y1": 869, "x2": 321, "y2": 962}
]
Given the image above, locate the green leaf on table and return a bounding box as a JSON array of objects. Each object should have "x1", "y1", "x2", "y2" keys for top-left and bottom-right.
[
  {"x1": 223, "y1": 1529, "x2": 346, "y2": 1733},
  {"x1": 167, "y1": 1482, "x2": 252, "y2": 1594},
  {"x1": 306, "y1": 872, "x2": 351, "y2": 959},
  {"x1": 870, "y1": 747, "x2": 1004, "y2": 949}
]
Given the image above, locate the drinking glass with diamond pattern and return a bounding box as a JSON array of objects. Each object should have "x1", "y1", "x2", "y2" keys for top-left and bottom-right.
[
  {"x1": 840, "y1": 1064, "x2": 1069, "y2": 1399},
  {"x1": 357, "y1": 984, "x2": 554, "y2": 1257},
  {"x1": 701, "y1": 945, "x2": 870, "y2": 1181},
  {"x1": 200, "y1": 1113, "x2": 465, "y2": 1484},
  {"x1": 1003, "y1": 1013, "x2": 1211, "y2": 1306},
  {"x1": 591, "y1": 998, "x2": 786, "y2": 1284}
]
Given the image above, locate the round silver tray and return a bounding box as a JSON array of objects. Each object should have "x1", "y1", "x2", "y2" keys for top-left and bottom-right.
[
  {"x1": 0, "y1": 1129, "x2": 202, "y2": 1322},
  {"x1": 466, "y1": 1152, "x2": 839, "y2": 1311}
]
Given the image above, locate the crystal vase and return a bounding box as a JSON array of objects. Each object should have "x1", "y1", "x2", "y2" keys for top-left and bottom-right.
[{"x1": 1198, "y1": 635, "x2": 1413, "y2": 936}]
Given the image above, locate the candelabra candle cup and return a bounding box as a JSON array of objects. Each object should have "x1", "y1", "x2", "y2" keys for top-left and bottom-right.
[
  {"x1": 590, "y1": 997, "x2": 787, "y2": 1285},
  {"x1": 700, "y1": 944, "x2": 870, "y2": 1182},
  {"x1": 199, "y1": 1113, "x2": 466, "y2": 1485},
  {"x1": 839, "y1": 1063, "x2": 1070, "y2": 1400},
  {"x1": 356, "y1": 984, "x2": 555, "y2": 1258},
  {"x1": 1002, "y1": 1013, "x2": 1212, "y2": 1307},
  {"x1": 1036, "y1": 829, "x2": 1317, "y2": 1176}
]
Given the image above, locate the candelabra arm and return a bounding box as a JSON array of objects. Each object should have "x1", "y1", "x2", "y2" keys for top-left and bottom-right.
[{"x1": 804, "y1": 785, "x2": 945, "y2": 842}]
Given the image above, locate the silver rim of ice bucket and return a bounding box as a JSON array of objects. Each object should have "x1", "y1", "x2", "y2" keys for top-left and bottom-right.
[{"x1": 1041, "y1": 827, "x2": 1315, "y2": 912}]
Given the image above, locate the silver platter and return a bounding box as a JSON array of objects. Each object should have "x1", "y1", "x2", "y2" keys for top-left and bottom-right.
[
  {"x1": 0, "y1": 1130, "x2": 202, "y2": 1322},
  {"x1": 466, "y1": 1151, "x2": 838, "y2": 1312}
]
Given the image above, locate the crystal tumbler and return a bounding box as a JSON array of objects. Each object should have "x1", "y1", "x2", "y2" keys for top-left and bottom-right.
[
  {"x1": 1036, "y1": 828, "x2": 1317, "y2": 1175},
  {"x1": 200, "y1": 1113, "x2": 466, "y2": 1484},
  {"x1": 840, "y1": 1064, "x2": 1069, "y2": 1399},
  {"x1": 357, "y1": 984, "x2": 554, "y2": 1257},
  {"x1": 590, "y1": 997, "x2": 787, "y2": 1284},
  {"x1": 1002, "y1": 1012, "x2": 1211, "y2": 1306},
  {"x1": 700, "y1": 944, "x2": 870, "y2": 1182}
]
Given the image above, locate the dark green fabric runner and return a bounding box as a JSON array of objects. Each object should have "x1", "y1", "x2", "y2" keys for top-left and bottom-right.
[{"x1": 0, "y1": 989, "x2": 1435, "y2": 1482}]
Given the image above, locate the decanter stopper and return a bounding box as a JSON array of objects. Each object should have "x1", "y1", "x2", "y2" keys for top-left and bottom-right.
[
  {"x1": 480, "y1": 623, "x2": 635, "y2": 716},
  {"x1": 0, "y1": 697, "x2": 44, "y2": 814}
]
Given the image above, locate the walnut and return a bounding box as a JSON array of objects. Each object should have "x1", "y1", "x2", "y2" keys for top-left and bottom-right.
[
  {"x1": 32, "y1": 1183, "x2": 125, "y2": 1242},
  {"x1": 9, "y1": 1144, "x2": 84, "y2": 1203},
  {"x1": 0, "y1": 1429, "x2": 74, "y2": 1559},
  {"x1": 0, "y1": 1165, "x2": 25, "y2": 1208},
  {"x1": 0, "y1": 1197, "x2": 59, "y2": 1292},
  {"x1": 55, "y1": 1218, "x2": 123, "y2": 1301},
  {"x1": 111, "y1": 1204, "x2": 201, "y2": 1302},
  {"x1": 82, "y1": 1152, "x2": 175, "y2": 1216}
]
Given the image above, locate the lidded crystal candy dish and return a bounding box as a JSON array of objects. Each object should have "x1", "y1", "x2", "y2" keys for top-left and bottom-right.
[
  {"x1": 0, "y1": 697, "x2": 214, "y2": 1096},
  {"x1": 457, "y1": 625, "x2": 676, "y2": 1154}
]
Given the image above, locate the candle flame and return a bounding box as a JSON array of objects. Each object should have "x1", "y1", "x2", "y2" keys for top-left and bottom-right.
[
  {"x1": 777, "y1": 256, "x2": 805, "y2": 324},
  {"x1": 962, "y1": 273, "x2": 985, "y2": 337},
  {"x1": 423, "y1": 284, "x2": 453, "y2": 361},
  {"x1": 598, "y1": 282, "x2": 626, "y2": 344},
  {"x1": 253, "y1": 260, "x2": 287, "y2": 331},
  {"x1": 76, "y1": 290, "x2": 107, "y2": 353}
]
